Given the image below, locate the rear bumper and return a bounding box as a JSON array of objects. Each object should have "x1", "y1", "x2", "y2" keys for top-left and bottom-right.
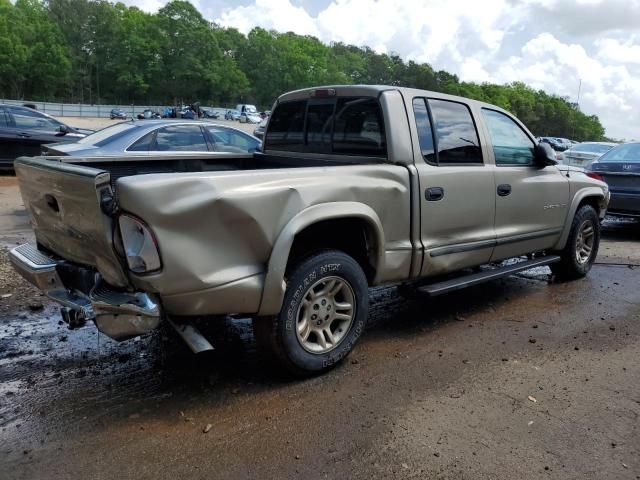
[
  {"x1": 9, "y1": 243, "x2": 161, "y2": 341},
  {"x1": 608, "y1": 192, "x2": 640, "y2": 217}
]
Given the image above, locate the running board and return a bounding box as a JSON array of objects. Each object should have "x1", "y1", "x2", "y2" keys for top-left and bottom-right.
[{"x1": 418, "y1": 255, "x2": 561, "y2": 297}]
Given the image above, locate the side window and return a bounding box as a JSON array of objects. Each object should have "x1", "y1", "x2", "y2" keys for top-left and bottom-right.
[
  {"x1": 8, "y1": 107, "x2": 60, "y2": 130},
  {"x1": 412, "y1": 98, "x2": 436, "y2": 163},
  {"x1": 428, "y1": 99, "x2": 482, "y2": 165},
  {"x1": 152, "y1": 125, "x2": 208, "y2": 152},
  {"x1": 482, "y1": 109, "x2": 535, "y2": 166},
  {"x1": 127, "y1": 131, "x2": 154, "y2": 151},
  {"x1": 0, "y1": 110, "x2": 8, "y2": 128},
  {"x1": 207, "y1": 127, "x2": 259, "y2": 153},
  {"x1": 333, "y1": 98, "x2": 386, "y2": 157},
  {"x1": 264, "y1": 100, "x2": 306, "y2": 152}
]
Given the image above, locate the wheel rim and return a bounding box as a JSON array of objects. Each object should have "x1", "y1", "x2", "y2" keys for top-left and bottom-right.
[
  {"x1": 295, "y1": 276, "x2": 356, "y2": 354},
  {"x1": 575, "y1": 220, "x2": 595, "y2": 265}
]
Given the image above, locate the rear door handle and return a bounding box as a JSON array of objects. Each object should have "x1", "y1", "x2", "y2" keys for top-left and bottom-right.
[
  {"x1": 497, "y1": 184, "x2": 512, "y2": 196},
  {"x1": 425, "y1": 187, "x2": 444, "y2": 201},
  {"x1": 18, "y1": 132, "x2": 31, "y2": 138}
]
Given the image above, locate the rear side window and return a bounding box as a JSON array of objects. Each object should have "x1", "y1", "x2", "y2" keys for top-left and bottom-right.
[
  {"x1": 128, "y1": 131, "x2": 154, "y2": 151},
  {"x1": 265, "y1": 100, "x2": 306, "y2": 152},
  {"x1": 152, "y1": 125, "x2": 208, "y2": 152},
  {"x1": 265, "y1": 96, "x2": 386, "y2": 158},
  {"x1": 428, "y1": 99, "x2": 482, "y2": 165},
  {"x1": 0, "y1": 110, "x2": 8, "y2": 128}
]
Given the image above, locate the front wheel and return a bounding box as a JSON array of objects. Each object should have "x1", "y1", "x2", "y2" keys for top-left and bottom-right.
[
  {"x1": 551, "y1": 204, "x2": 600, "y2": 280},
  {"x1": 253, "y1": 250, "x2": 369, "y2": 376}
]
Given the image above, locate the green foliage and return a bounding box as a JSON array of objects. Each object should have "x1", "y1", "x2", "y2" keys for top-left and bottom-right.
[{"x1": 0, "y1": 0, "x2": 606, "y2": 139}]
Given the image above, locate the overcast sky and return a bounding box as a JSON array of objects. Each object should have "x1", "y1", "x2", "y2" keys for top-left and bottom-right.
[{"x1": 126, "y1": 0, "x2": 640, "y2": 140}]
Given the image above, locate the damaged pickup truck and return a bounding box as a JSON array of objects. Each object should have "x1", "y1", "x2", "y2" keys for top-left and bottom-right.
[{"x1": 11, "y1": 86, "x2": 609, "y2": 375}]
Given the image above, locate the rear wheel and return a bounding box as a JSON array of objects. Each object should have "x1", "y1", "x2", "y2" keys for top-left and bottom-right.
[
  {"x1": 551, "y1": 204, "x2": 600, "y2": 280},
  {"x1": 253, "y1": 250, "x2": 369, "y2": 376}
]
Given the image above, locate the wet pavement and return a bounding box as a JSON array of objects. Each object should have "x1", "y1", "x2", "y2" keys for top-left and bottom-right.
[{"x1": 1, "y1": 174, "x2": 639, "y2": 479}]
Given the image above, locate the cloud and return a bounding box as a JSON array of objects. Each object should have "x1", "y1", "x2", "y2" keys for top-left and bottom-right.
[{"x1": 120, "y1": 0, "x2": 640, "y2": 139}]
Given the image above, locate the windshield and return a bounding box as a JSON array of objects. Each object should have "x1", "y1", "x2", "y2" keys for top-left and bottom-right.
[
  {"x1": 599, "y1": 143, "x2": 640, "y2": 162},
  {"x1": 75, "y1": 122, "x2": 139, "y2": 145},
  {"x1": 572, "y1": 143, "x2": 614, "y2": 154}
]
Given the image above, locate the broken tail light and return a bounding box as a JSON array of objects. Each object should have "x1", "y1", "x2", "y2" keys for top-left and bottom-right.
[{"x1": 118, "y1": 214, "x2": 161, "y2": 273}]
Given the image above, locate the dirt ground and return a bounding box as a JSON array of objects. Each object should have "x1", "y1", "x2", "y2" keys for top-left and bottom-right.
[
  {"x1": 63, "y1": 116, "x2": 258, "y2": 135},
  {"x1": 0, "y1": 174, "x2": 639, "y2": 480}
]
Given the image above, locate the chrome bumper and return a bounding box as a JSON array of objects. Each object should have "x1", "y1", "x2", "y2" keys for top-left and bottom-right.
[{"x1": 9, "y1": 243, "x2": 161, "y2": 341}]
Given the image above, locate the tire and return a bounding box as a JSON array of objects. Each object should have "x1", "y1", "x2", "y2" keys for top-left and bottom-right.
[
  {"x1": 551, "y1": 204, "x2": 600, "y2": 280},
  {"x1": 253, "y1": 250, "x2": 369, "y2": 376}
]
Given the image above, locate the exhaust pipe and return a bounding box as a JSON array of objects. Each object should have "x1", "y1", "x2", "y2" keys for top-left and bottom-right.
[{"x1": 167, "y1": 318, "x2": 215, "y2": 354}]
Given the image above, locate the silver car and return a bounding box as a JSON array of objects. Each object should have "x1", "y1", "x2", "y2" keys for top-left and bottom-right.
[
  {"x1": 560, "y1": 142, "x2": 617, "y2": 168},
  {"x1": 42, "y1": 120, "x2": 262, "y2": 156}
]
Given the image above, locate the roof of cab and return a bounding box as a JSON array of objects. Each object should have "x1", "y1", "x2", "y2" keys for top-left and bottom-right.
[{"x1": 277, "y1": 84, "x2": 509, "y2": 115}]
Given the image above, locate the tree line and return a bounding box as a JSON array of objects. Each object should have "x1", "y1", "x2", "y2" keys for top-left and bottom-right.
[{"x1": 0, "y1": 0, "x2": 606, "y2": 140}]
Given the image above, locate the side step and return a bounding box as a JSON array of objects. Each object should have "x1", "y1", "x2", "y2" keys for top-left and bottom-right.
[{"x1": 418, "y1": 255, "x2": 561, "y2": 297}]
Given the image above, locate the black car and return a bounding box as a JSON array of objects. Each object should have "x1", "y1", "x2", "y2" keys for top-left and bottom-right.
[
  {"x1": 588, "y1": 143, "x2": 640, "y2": 218},
  {"x1": 0, "y1": 104, "x2": 88, "y2": 170},
  {"x1": 110, "y1": 108, "x2": 127, "y2": 120},
  {"x1": 539, "y1": 136, "x2": 567, "y2": 151}
]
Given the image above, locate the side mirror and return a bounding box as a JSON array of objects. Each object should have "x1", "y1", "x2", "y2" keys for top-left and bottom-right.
[
  {"x1": 58, "y1": 124, "x2": 69, "y2": 135},
  {"x1": 534, "y1": 142, "x2": 557, "y2": 167}
]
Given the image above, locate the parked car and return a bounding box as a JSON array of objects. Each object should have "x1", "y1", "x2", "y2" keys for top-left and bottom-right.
[
  {"x1": 236, "y1": 103, "x2": 258, "y2": 115},
  {"x1": 539, "y1": 137, "x2": 568, "y2": 151},
  {"x1": 110, "y1": 108, "x2": 127, "y2": 120},
  {"x1": 588, "y1": 142, "x2": 640, "y2": 218},
  {"x1": 260, "y1": 110, "x2": 271, "y2": 119},
  {"x1": 239, "y1": 112, "x2": 262, "y2": 124},
  {"x1": 201, "y1": 107, "x2": 219, "y2": 119},
  {"x1": 10, "y1": 85, "x2": 608, "y2": 378},
  {"x1": 559, "y1": 142, "x2": 617, "y2": 168},
  {"x1": 0, "y1": 104, "x2": 89, "y2": 169},
  {"x1": 225, "y1": 109, "x2": 241, "y2": 121},
  {"x1": 42, "y1": 120, "x2": 261, "y2": 157},
  {"x1": 253, "y1": 117, "x2": 268, "y2": 140},
  {"x1": 137, "y1": 109, "x2": 161, "y2": 120}
]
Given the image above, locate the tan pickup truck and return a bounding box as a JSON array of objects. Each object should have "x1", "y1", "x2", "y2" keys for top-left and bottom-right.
[{"x1": 10, "y1": 85, "x2": 609, "y2": 375}]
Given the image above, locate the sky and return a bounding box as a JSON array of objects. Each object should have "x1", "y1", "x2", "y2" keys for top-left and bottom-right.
[{"x1": 125, "y1": 0, "x2": 640, "y2": 140}]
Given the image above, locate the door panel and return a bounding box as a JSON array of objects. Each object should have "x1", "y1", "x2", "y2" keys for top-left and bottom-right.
[
  {"x1": 412, "y1": 97, "x2": 496, "y2": 277},
  {"x1": 418, "y1": 165, "x2": 496, "y2": 276},
  {"x1": 480, "y1": 108, "x2": 569, "y2": 260},
  {"x1": 491, "y1": 165, "x2": 569, "y2": 260}
]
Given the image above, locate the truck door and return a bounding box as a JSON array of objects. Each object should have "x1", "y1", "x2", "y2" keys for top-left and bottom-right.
[
  {"x1": 479, "y1": 108, "x2": 569, "y2": 262},
  {"x1": 412, "y1": 98, "x2": 496, "y2": 277}
]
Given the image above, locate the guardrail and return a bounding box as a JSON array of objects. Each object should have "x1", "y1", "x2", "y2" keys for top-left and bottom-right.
[{"x1": 0, "y1": 99, "x2": 228, "y2": 118}]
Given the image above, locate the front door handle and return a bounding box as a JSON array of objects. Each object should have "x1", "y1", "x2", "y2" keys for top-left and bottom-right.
[
  {"x1": 18, "y1": 132, "x2": 31, "y2": 138},
  {"x1": 497, "y1": 184, "x2": 512, "y2": 196},
  {"x1": 425, "y1": 187, "x2": 444, "y2": 201}
]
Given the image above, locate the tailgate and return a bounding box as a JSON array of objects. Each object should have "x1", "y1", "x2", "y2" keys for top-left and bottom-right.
[{"x1": 15, "y1": 157, "x2": 129, "y2": 287}]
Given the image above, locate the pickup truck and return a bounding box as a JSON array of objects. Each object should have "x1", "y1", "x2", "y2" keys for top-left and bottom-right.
[{"x1": 10, "y1": 85, "x2": 609, "y2": 376}]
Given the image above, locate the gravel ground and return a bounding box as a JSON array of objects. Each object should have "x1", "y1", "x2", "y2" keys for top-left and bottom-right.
[{"x1": 0, "y1": 174, "x2": 638, "y2": 480}]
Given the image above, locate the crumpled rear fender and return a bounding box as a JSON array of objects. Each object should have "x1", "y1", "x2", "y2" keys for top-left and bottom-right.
[{"x1": 258, "y1": 202, "x2": 386, "y2": 316}]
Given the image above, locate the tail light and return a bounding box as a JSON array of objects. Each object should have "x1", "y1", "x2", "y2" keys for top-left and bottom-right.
[
  {"x1": 586, "y1": 172, "x2": 604, "y2": 182},
  {"x1": 118, "y1": 214, "x2": 161, "y2": 273}
]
